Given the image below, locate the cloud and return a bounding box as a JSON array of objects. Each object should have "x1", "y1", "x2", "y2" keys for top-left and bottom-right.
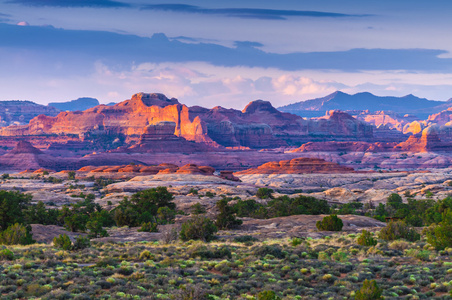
[
  {"x1": 234, "y1": 41, "x2": 264, "y2": 48},
  {"x1": 7, "y1": 0, "x2": 131, "y2": 8},
  {"x1": 140, "y1": 4, "x2": 368, "y2": 20},
  {"x1": 1, "y1": 23, "x2": 452, "y2": 73}
]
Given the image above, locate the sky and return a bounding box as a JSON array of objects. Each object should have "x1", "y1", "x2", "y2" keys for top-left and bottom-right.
[{"x1": 1, "y1": 0, "x2": 452, "y2": 108}]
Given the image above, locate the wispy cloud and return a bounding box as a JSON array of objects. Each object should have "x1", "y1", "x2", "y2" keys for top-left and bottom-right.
[
  {"x1": 140, "y1": 4, "x2": 368, "y2": 20},
  {"x1": 0, "y1": 23, "x2": 451, "y2": 73},
  {"x1": 7, "y1": 0, "x2": 131, "y2": 8}
]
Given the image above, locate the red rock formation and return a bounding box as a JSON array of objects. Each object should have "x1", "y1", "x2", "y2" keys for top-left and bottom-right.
[
  {"x1": 395, "y1": 125, "x2": 452, "y2": 152},
  {"x1": 235, "y1": 157, "x2": 354, "y2": 175},
  {"x1": 220, "y1": 171, "x2": 240, "y2": 181},
  {"x1": 291, "y1": 141, "x2": 396, "y2": 153},
  {"x1": 9, "y1": 141, "x2": 43, "y2": 154},
  {"x1": 0, "y1": 93, "x2": 374, "y2": 150}
]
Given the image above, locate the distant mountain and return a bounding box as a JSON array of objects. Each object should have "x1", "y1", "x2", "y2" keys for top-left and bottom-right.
[
  {"x1": 0, "y1": 100, "x2": 60, "y2": 127},
  {"x1": 48, "y1": 97, "x2": 99, "y2": 111},
  {"x1": 278, "y1": 91, "x2": 450, "y2": 118}
]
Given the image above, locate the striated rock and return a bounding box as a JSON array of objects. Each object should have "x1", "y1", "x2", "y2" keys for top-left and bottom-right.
[
  {"x1": 312, "y1": 110, "x2": 373, "y2": 138},
  {"x1": 10, "y1": 141, "x2": 43, "y2": 154},
  {"x1": 220, "y1": 171, "x2": 240, "y2": 181},
  {"x1": 403, "y1": 121, "x2": 426, "y2": 135},
  {"x1": 395, "y1": 125, "x2": 452, "y2": 152},
  {"x1": 0, "y1": 100, "x2": 60, "y2": 127},
  {"x1": 291, "y1": 141, "x2": 396, "y2": 153},
  {"x1": 235, "y1": 157, "x2": 354, "y2": 175},
  {"x1": 0, "y1": 93, "x2": 374, "y2": 150}
]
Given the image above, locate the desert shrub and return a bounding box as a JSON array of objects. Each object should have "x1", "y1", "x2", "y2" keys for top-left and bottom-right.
[
  {"x1": 354, "y1": 279, "x2": 383, "y2": 300},
  {"x1": 257, "y1": 290, "x2": 281, "y2": 300},
  {"x1": 157, "y1": 207, "x2": 176, "y2": 224},
  {"x1": 0, "y1": 223, "x2": 34, "y2": 245},
  {"x1": 424, "y1": 208, "x2": 452, "y2": 250},
  {"x1": 190, "y1": 245, "x2": 232, "y2": 259},
  {"x1": 291, "y1": 237, "x2": 303, "y2": 246},
  {"x1": 256, "y1": 188, "x2": 274, "y2": 199},
  {"x1": 215, "y1": 198, "x2": 242, "y2": 229},
  {"x1": 378, "y1": 220, "x2": 420, "y2": 242},
  {"x1": 205, "y1": 191, "x2": 215, "y2": 198},
  {"x1": 53, "y1": 234, "x2": 72, "y2": 250},
  {"x1": 357, "y1": 230, "x2": 378, "y2": 247},
  {"x1": 0, "y1": 247, "x2": 14, "y2": 260},
  {"x1": 233, "y1": 199, "x2": 266, "y2": 218},
  {"x1": 73, "y1": 236, "x2": 91, "y2": 250},
  {"x1": 138, "y1": 222, "x2": 158, "y2": 232},
  {"x1": 161, "y1": 226, "x2": 179, "y2": 244},
  {"x1": 86, "y1": 219, "x2": 109, "y2": 238},
  {"x1": 316, "y1": 215, "x2": 343, "y2": 231},
  {"x1": 334, "y1": 202, "x2": 363, "y2": 215},
  {"x1": 67, "y1": 171, "x2": 76, "y2": 180},
  {"x1": 172, "y1": 284, "x2": 208, "y2": 300},
  {"x1": 188, "y1": 188, "x2": 198, "y2": 195},
  {"x1": 253, "y1": 244, "x2": 285, "y2": 259},
  {"x1": 180, "y1": 216, "x2": 218, "y2": 242},
  {"x1": 190, "y1": 203, "x2": 206, "y2": 215},
  {"x1": 234, "y1": 235, "x2": 258, "y2": 243}
]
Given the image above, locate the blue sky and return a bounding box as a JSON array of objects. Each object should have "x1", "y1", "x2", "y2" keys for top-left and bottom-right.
[{"x1": 1, "y1": 0, "x2": 452, "y2": 108}]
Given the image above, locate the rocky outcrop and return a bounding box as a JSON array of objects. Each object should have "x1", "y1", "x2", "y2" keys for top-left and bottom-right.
[
  {"x1": 0, "y1": 100, "x2": 60, "y2": 127},
  {"x1": 235, "y1": 157, "x2": 354, "y2": 175},
  {"x1": 0, "y1": 93, "x2": 374, "y2": 150},
  {"x1": 78, "y1": 163, "x2": 217, "y2": 176},
  {"x1": 395, "y1": 125, "x2": 452, "y2": 152},
  {"x1": 311, "y1": 110, "x2": 373, "y2": 138},
  {"x1": 126, "y1": 121, "x2": 213, "y2": 153},
  {"x1": 291, "y1": 141, "x2": 396, "y2": 153},
  {"x1": 9, "y1": 141, "x2": 43, "y2": 154}
]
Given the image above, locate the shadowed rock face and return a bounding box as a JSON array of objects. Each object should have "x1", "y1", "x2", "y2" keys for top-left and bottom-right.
[
  {"x1": 9, "y1": 141, "x2": 42, "y2": 154},
  {"x1": 0, "y1": 93, "x2": 374, "y2": 150},
  {"x1": 235, "y1": 157, "x2": 354, "y2": 175},
  {"x1": 0, "y1": 100, "x2": 60, "y2": 127}
]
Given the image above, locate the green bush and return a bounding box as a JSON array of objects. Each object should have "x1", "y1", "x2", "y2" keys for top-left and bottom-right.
[
  {"x1": 138, "y1": 222, "x2": 158, "y2": 233},
  {"x1": 67, "y1": 171, "x2": 76, "y2": 180},
  {"x1": 354, "y1": 279, "x2": 383, "y2": 300},
  {"x1": 215, "y1": 198, "x2": 242, "y2": 229},
  {"x1": 256, "y1": 188, "x2": 274, "y2": 199},
  {"x1": 86, "y1": 220, "x2": 109, "y2": 238},
  {"x1": 257, "y1": 290, "x2": 281, "y2": 300},
  {"x1": 357, "y1": 230, "x2": 378, "y2": 247},
  {"x1": 73, "y1": 235, "x2": 91, "y2": 250},
  {"x1": 291, "y1": 237, "x2": 303, "y2": 246},
  {"x1": 0, "y1": 248, "x2": 14, "y2": 260},
  {"x1": 424, "y1": 209, "x2": 452, "y2": 250},
  {"x1": 0, "y1": 223, "x2": 34, "y2": 245},
  {"x1": 190, "y1": 203, "x2": 206, "y2": 215},
  {"x1": 378, "y1": 220, "x2": 420, "y2": 242},
  {"x1": 180, "y1": 216, "x2": 218, "y2": 242},
  {"x1": 234, "y1": 235, "x2": 258, "y2": 243},
  {"x1": 53, "y1": 234, "x2": 72, "y2": 250},
  {"x1": 316, "y1": 215, "x2": 343, "y2": 231}
]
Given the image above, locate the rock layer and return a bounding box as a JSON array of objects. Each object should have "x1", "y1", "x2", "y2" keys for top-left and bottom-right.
[{"x1": 235, "y1": 157, "x2": 354, "y2": 175}]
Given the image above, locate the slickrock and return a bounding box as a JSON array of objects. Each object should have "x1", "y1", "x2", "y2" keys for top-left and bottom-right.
[{"x1": 235, "y1": 157, "x2": 354, "y2": 175}]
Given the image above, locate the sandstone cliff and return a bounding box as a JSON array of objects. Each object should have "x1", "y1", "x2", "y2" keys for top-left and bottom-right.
[
  {"x1": 235, "y1": 157, "x2": 354, "y2": 175},
  {"x1": 0, "y1": 93, "x2": 374, "y2": 150},
  {"x1": 0, "y1": 100, "x2": 60, "y2": 127}
]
